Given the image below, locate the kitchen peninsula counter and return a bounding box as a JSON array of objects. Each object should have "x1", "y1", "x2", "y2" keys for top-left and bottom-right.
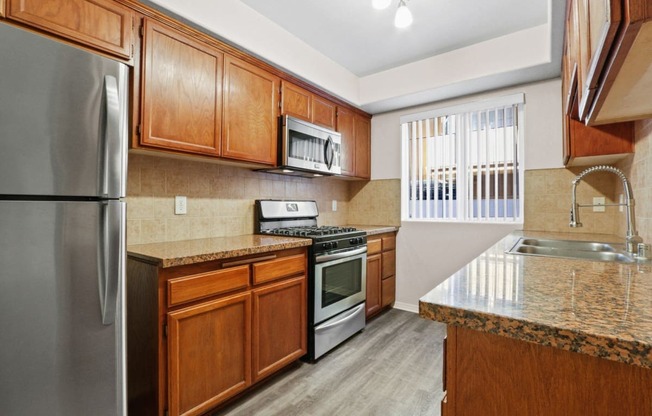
[
  {"x1": 419, "y1": 231, "x2": 652, "y2": 369},
  {"x1": 127, "y1": 234, "x2": 312, "y2": 268}
]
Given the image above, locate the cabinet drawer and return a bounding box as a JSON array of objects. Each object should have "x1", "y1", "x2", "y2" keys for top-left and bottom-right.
[
  {"x1": 367, "y1": 238, "x2": 382, "y2": 255},
  {"x1": 168, "y1": 265, "x2": 250, "y2": 307},
  {"x1": 382, "y1": 235, "x2": 396, "y2": 251},
  {"x1": 382, "y1": 249, "x2": 395, "y2": 279},
  {"x1": 252, "y1": 254, "x2": 306, "y2": 285}
]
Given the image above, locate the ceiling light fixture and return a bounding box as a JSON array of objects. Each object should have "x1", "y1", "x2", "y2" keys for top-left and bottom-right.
[
  {"x1": 372, "y1": 0, "x2": 413, "y2": 28},
  {"x1": 394, "y1": 0, "x2": 413, "y2": 28}
]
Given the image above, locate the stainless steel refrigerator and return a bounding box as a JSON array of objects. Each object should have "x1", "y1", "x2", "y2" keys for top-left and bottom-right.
[{"x1": 0, "y1": 23, "x2": 128, "y2": 415}]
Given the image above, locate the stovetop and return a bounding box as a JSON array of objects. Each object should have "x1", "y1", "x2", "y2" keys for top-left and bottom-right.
[
  {"x1": 255, "y1": 199, "x2": 367, "y2": 249},
  {"x1": 262, "y1": 225, "x2": 359, "y2": 237}
]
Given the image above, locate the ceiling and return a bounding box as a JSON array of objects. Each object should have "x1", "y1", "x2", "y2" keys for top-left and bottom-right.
[{"x1": 241, "y1": 0, "x2": 550, "y2": 77}]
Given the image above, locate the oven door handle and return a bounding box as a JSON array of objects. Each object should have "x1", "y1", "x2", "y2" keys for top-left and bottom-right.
[
  {"x1": 315, "y1": 246, "x2": 367, "y2": 263},
  {"x1": 315, "y1": 303, "x2": 365, "y2": 331}
]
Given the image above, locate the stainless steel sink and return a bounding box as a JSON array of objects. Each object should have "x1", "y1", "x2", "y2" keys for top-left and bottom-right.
[{"x1": 507, "y1": 237, "x2": 638, "y2": 264}]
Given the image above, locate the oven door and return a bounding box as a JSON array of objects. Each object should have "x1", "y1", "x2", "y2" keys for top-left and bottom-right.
[{"x1": 314, "y1": 247, "x2": 367, "y2": 324}]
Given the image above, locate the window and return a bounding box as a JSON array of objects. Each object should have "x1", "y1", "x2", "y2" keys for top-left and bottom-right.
[{"x1": 401, "y1": 94, "x2": 524, "y2": 222}]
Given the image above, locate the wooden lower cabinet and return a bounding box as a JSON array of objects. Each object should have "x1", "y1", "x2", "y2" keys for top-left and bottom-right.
[
  {"x1": 366, "y1": 232, "x2": 397, "y2": 318},
  {"x1": 127, "y1": 247, "x2": 308, "y2": 416},
  {"x1": 443, "y1": 326, "x2": 652, "y2": 415},
  {"x1": 365, "y1": 253, "x2": 382, "y2": 317},
  {"x1": 168, "y1": 292, "x2": 251, "y2": 416},
  {"x1": 6, "y1": 0, "x2": 133, "y2": 59},
  {"x1": 252, "y1": 276, "x2": 306, "y2": 382}
]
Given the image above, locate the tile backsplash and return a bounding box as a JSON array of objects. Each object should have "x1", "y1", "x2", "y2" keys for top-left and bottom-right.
[
  {"x1": 524, "y1": 167, "x2": 620, "y2": 235},
  {"x1": 128, "y1": 118, "x2": 652, "y2": 247},
  {"x1": 617, "y1": 119, "x2": 652, "y2": 244},
  {"x1": 127, "y1": 154, "x2": 350, "y2": 245}
]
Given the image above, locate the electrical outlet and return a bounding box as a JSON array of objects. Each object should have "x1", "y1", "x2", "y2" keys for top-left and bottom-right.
[
  {"x1": 619, "y1": 194, "x2": 624, "y2": 212},
  {"x1": 332, "y1": 200, "x2": 337, "y2": 211},
  {"x1": 175, "y1": 196, "x2": 187, "y2": 215},
  {"x1": 593, "y1": 196, "x2": 605, "y2": 212}
]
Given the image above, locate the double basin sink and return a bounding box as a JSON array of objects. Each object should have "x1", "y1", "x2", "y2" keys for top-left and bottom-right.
[{"x1": 507, "y1": 237, "x2": 643, "y2": 264}]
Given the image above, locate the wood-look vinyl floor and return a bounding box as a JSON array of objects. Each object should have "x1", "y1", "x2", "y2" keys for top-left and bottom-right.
[{"x1": 214, "y1": 309, "x2": 446, "y2": 416}]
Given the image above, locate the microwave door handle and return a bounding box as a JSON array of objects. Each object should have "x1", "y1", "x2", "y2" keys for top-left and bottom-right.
[{"x1": 325, "y1": 136, "x2": 334, "y2": 169}]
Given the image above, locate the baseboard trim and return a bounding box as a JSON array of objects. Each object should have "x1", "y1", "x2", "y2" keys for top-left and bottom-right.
[{"x1": 393, "y1": 301, "x2": 419, "y2": 314}]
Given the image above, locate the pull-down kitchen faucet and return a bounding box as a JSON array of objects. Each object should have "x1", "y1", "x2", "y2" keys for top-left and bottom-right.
[{"x1": 570, "y1": 165, "x2": 643, "y2": 253}]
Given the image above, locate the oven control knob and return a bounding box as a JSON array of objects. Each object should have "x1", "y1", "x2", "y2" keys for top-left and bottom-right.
[
  {"x1": 358, "y1": 237, "x2": 365, "y2": 244},
  {"x1": 322, "y1": 242, "x2": 332, "y2": 250},
  {"x1": 349, "y1": 238, "x2": 356, "y2": 244},
  {"x1": 332, "y1": 241, "x2": 339, "y2": 249}
]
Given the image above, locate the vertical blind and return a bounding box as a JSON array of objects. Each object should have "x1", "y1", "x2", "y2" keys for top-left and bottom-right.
[{"x1": 401, "y1": 94, "x2": 524, "y2": 222}]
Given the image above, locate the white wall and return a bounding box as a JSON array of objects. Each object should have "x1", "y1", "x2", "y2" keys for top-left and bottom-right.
[{"x1": 373, "y1": 79, "x2": 563, "y2": 312}]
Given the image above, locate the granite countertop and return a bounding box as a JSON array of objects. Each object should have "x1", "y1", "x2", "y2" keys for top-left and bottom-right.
[
  {"x1": 348, "y1": 225, "x2": 400, "y2": 235},
  {"x1": 419, "y1": 231, "x2": 652, "y2": 369},
  {"x1": 127, "y1": 235, "x2": 312, "y2": 268}
]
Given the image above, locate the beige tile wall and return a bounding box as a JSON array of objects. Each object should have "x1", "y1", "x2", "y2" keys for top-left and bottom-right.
[
  {"x1": 616, "y1": 119, "x2": 652, "y2": 243},
  {"x1": 348, "y1": 179, "x2": 401, "y2": 226},
  {"x1": 127, "y1": 154, "x2": 350, "y2": 245},
  {"x1": 524, "y1": 167, "x2": 620, "y2": 235}
]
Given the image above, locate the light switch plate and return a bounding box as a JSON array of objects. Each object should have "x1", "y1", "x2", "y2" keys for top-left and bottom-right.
[
  {"x1": 593, "y1": 196, "x2": 605, "y2": 212},
  {"x1": 175, "y1": 196, "x2": 187, "y2": 215},
  {"x1": 332, "y1": 200, "x2": 337, "y2": 211}
]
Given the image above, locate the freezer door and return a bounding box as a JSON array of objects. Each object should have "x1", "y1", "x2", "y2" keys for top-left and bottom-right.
[
  {"x1": 0, "y1": 200, "x2": 126, "y2": 416},
  {"x1": 0, "y1": 23, "x2": 128, "y2": 199}
]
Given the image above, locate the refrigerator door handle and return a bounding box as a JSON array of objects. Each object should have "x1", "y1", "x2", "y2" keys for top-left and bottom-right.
[
  {"x1": 101, "y1": 75, "x2": 121, "y2": 198},
  {"x1": 99, "y1": 201, "x2": 124, "y2": 325}
]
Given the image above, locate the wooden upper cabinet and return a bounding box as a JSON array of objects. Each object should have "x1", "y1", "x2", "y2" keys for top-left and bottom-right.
[
  {"x1": 140, "y1": 19, "x2": 223, "y2": 156},
  {"x1": 336, "y1": 107, "x2": 355, "y2": 177},
  {"x1": 575, "y1": 0, "x2": 623, "y2": 120},
  {"x1": 312, "y1": 96, "x2": 336, "y2": 130},
  {"x1": 6, "y1": 0, "x2": 133, "y2": 59},
  {"x1": 354, "y1": 114, "x2": 371, "y2": 179},
  {"x1": 280, "y1": 81, "x2": 312, "y2": 121},
  {"x1": 566, "y1": 0, "x2": 652, "y2": 125},
  {"x1": 167, "y1": 292, "x2": 252, "y2": 416},
  {"x1": 562, "y1": 0, "x2": 635, "y2": 166},
  {"x1": 280, "y1": 81, "x2": 337, "y2": 130},
  {"x1": 223, "y1": 55, "x2": 279, "y2": 165},
  {"x1": 337, "y1": 108, "x2": 371, "y2": 179}
]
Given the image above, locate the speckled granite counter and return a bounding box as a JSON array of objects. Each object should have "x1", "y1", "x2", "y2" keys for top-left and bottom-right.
[
  {"x1": 348, "y1": 225, "x2": 399, "y2": 235},
  {"x1": 419, "y1": 231, "x2": 652, "y2": 369},
  {"x1": 127, "y1": 235, "x2": 312, "y2": 268}
]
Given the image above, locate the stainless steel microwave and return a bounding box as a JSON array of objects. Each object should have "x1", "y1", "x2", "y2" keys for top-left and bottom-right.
[{"x1": 267, "y1": 115, "x2": 342, "y2": 177}]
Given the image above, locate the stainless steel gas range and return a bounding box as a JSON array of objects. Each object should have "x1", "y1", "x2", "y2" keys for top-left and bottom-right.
[{"x1": 255, "y1": 200, "x2": 367, "y2": 361}]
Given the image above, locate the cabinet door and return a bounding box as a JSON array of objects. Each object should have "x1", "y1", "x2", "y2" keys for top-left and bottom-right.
[
  {"x1": 381, "y1": 275, "x2": 395, "y2": 308},
  {"x1": 252, "y1": 276, "x2": 307, "y2": 382},
  {"x1": 337, "y1": 107, "x2": 356, "y2": 176},
  {"x1": 0, "y1": 0, "x2": 5, "y2": 17},
  {"x1": 281, "y1": 81, "x2": 311, "y2": 121},
  {"x1": 223, "y1": 55, "x2": 279, "y2": 165},
  {"x1": 312, "y1": 95, "x2": 337, "y2": 130},
  {"x1": 575, "y1": 0, "x2": 622, "y2": 120},
  {"x1": 141, "y1": 19, "x2": 223, "y2": 156},
  {"x1": 382, "y1": 249, "x2": 396, "y2": 279},
  {"x1": 168, "y1": 292, "x2": 251, "y2": 416},
  {"x1": 354, "y1": 114, "x2": 371, "y2": 179},
  {"x1": 7, "y1": 0, "x2": 133, "y2": 58},
  {"x1": 365, "y1": 253, "x2": 382, "y2": 318}
]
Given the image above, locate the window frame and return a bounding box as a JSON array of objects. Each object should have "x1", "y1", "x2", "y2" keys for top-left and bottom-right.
[{"x1": 400, "y1": 93, "x2": 526, "y2": 224}]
